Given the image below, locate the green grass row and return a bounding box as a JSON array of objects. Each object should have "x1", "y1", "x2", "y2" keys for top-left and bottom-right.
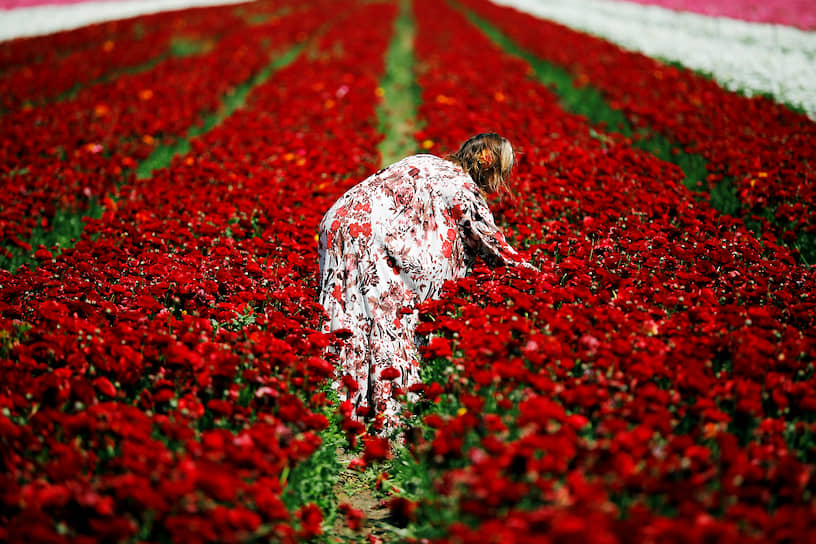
[{"x1": 375, "y1": 0, "x2": 422, "y2": 167}]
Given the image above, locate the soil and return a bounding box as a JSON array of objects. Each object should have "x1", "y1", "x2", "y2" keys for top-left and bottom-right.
[{"x1": 329, "y1": 452, "x2": 397, "y2": 543}]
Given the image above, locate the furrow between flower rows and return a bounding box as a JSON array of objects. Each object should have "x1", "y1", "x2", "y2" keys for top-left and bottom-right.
[
  {"x1": 383, "y1": 0, "x2": 816, "y2": 540},
  {"x1": 375, "y1": 0, "x2": 422, "y2": 168},
  {"x1": 461, "y1": 0, "x2": 816, "y2": 264},
  {"x1": 0, "y1": 1, "x2": 396, "y2": 541}
]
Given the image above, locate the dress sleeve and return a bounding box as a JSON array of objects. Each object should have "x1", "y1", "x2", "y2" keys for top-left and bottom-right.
[{"x1": 450, "y1": 184, "x2": 536, "y2": 270}]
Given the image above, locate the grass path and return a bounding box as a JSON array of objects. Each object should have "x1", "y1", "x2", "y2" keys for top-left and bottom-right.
[
  {"x1": 376, "y1": 0, "x2": 421, "y2": 168},
  {"x1": 331, "y1": 452, "x2": 394, "y2": 542}
]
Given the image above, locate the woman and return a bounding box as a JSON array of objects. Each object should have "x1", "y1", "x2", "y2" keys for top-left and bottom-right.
[{"x1": 317, "y1": 133, "x2": 533, "y2": 433}]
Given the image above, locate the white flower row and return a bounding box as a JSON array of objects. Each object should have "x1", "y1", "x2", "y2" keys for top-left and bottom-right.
[
  {"x1": 495, "y1": 0, "x2": 816, "y2": 119},
  {"x1": 0, "y1": 0, "x2": 247, "y2": 42}
]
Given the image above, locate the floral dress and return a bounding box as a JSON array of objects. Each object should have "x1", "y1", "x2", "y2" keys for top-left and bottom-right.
[{"x1": 317, "y1": 154, "x2": 529, "y2": 432}]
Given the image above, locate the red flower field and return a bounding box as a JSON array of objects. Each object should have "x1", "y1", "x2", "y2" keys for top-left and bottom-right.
[
  {"x1": 462, "y1": 0, "x2": 816, "y2": 265},
  {"x1": 1, "y1": 0, "x2": 814, "y2": 542}
]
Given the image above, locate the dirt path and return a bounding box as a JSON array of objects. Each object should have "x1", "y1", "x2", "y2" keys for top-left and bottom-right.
[{"x1": 330, "y1": 452, "x2": 396, "y2": 543}]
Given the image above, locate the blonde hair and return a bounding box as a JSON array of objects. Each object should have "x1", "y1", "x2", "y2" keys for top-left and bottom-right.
[{"x1": 447, "y1": 133, "x2": 515, "y2": 195}]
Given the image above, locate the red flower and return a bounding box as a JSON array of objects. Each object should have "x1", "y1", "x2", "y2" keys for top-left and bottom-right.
[
  {"x1": 339, "y1": 502, "x2": 365, "y2": 531},
  {"x1": 362, "y1": 435, "x2": 391, "y2": 464},
  {"x1": 341, "y1": 374, "x2": 359, "y2": 392},
  {"x1": 386, "y1": 497, "x2": 417, "y2": 527},
  {"x1": 379, "y1": 366, "x2": 401, "y2": 380},
  {"x1": 33, "y1": 248, "x2": 52, "y2": 261},
  {"x1": 422, "y1": 336, "x2": 452, "y2": 358},
  {"x1": 92, "y1": 377, "x2": 116, "y2": 398},
  {"x1": 297, "y1": 503, "x2": 323, "y2": 538}
]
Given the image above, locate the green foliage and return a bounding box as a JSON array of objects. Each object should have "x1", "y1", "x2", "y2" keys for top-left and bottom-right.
[
  {"x1": 234, "y1": 4, "x2": 294, "y2": 26},
  {"x1": 632, "y1": 129, "x2": 708, "y2": 191},
  {"x1": 136, "y1": 139, "x2": 189, "y2": 180},
  {"x1": 1, "y1": 199, "x2": 103, "y2": 273},
  {"x1": 0, "y1": 321, "x2": 32, "y2": 359},
  {"x1": 131, "y1": 22, "x2": 146, "y2": 40},
  {"x1": 709, "y1": 178, "x2": 741, "y2": 217},
  {"x1": 168, "y1": 37, "x2": 207, "y2": 58},
  {"x1": 384, "y1": 445, "x2": 456, "y2": 540},
  {"x1": 281, "y1": 408, "x2": 347, "y2": 534},
  {"x1": 210, "y1": 304, "x2": 257, "y2": 334},
  {"x1": 796, "y1": 231, "x2": 815, "y2": 266}
]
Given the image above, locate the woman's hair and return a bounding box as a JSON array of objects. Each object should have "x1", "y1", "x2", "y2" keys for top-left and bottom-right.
[{"x1": 447, "y1": 133, "x2": 515, "y2": 195}]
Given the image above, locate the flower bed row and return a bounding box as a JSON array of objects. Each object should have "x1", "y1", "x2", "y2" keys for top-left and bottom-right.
[
  {"x1": 609, "y1": 0, "x2": 816, "y2": 30},
  {"x1": 0, "y1": 0, "x2": 395, "y2": 541},
  {"x1": 389, "y1": 0, "x2": 816, "y2": 540},
  {"x1": 0, "y1": 0, "x2": 325, "y2": 263},
  {"x1": 462, "y1": 0, "x2": 816, "y2": 263},
  {"x1": 0, "y1": 7, "x2": 148, "y2": 71},
  {"x1": 0, "y1": 2, "x2": 250, "y2": 113}
]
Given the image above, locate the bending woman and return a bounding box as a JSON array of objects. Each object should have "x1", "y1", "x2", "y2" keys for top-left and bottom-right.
[{"x1": 317, "y1": 133, "x2": 533, "y2": 433}]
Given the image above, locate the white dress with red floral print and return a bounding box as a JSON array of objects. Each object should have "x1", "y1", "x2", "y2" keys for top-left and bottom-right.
[{"x1": 317, "y1": 154, "x2": 528, "y2": 432}]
